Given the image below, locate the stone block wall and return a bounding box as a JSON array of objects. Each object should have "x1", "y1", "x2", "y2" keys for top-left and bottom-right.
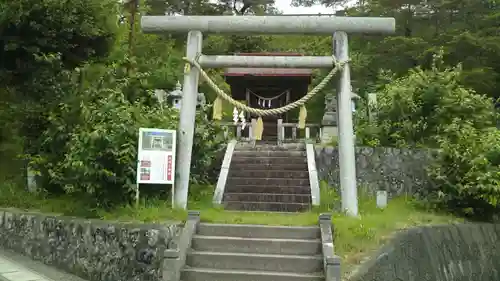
[
  {"x1": 349, "y1": 223, "x2": 500, "y2": 281},
  {"x1": 0, "y1": 208, "x2": 182, "y2": 281},
  {"x1": 315, "y1": 146, "x2": 432, "y2": 196}
]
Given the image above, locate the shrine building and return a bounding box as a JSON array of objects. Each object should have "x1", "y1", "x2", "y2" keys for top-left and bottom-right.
[{"x1": 224, "y1": 53, "x2": 313, "y2": 141}]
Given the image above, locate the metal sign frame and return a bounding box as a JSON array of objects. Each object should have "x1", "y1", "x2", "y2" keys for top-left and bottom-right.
[{"x1": 136, "y1": 128, "x2": 177, "y2": 206}]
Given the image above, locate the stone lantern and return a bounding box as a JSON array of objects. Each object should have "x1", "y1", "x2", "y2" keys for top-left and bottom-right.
[
  {"x1": 168, "y1": 81, "x2": 183, "y2": 110},
  {"x1": 320, "y1": 90, "x2": 361, "y2": 143},
  {"x1": 165, "y1": 81, "x2": 206, "y2": 110}
]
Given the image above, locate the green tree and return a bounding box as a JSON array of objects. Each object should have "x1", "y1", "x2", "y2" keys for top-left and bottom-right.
[
  {"x1": 366, "y1": 52, "x2": 497, "y2": 148},
  {"x1": 0, "y1": 0, "x2": 118, "y2": 79},
  {"x1": 0, "y1": 0, "x2": 120, "y2": 160}
]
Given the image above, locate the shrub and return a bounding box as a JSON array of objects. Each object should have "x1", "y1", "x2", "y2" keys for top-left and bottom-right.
[
  {"x1": 364, "y1": 51, "x2": 497, "y2": 148},
  {"x1": 31, "y1": 64, "x2": 225, "y2": 207},
  {"x1": 356, "y1": 51, "x2": 500, "y2": 220},
  {"x1": 426, "y1": 121, "x2": 500, "y2": 219}
]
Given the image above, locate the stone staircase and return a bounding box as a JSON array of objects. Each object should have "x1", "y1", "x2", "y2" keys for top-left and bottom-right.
[
  {"x1": 223, "y1": 143, "x2": 312, "y2": 212},
  {"x1": 181, "y1": 223, "x2": 324, "y2": 281}
]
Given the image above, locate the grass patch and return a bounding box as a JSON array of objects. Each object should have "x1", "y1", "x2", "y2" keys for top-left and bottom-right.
[{"x1": 0, "y1": 181, "x2": 463, "y2": 273}]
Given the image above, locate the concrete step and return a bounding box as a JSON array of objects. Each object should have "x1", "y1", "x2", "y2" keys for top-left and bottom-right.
[
  {"x1": 191, "y1": 235, "x2": 322, "y2": 255},
  {"x1": 224, "y1": 184, "x2": 311, "y2": 194},
  {"x1": 181, "y1": 268, "x2": 324, "y2": 281},
  {"x1": 234, "y1": 150, "x2": 306, "y2": 157},
  {"x1": 231, "y1": 156, "x2": 307, "y2": 165},
  {"x1": 232, "y1": 163, "x2": 309, "y2": 171},
  {"x1": 226, "y1": 177, "x2": 309, "y2": 187},
  {"x1": 223, "y1": 201, "x2": 311, "y2": 212},
  {"x1": 229, "y1": 170, "x2": 309, "y2": 179},
  {"x1": 236, "y1": 143, "x2": 305, "y2": 151},
  {"x1": 223, "y1": 193, "x2": 311, "y2": 203},
  {"x1": 197, "y1": 223, "x2": 320, "y2": 239},
  {"x1": 186, "y1": 251, "x2": 323, "y2": 273}
]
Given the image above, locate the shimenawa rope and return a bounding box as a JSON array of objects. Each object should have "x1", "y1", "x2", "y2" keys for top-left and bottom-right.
[{"x1": 182, "y1": 54, "x2": 348, "y2": 117}]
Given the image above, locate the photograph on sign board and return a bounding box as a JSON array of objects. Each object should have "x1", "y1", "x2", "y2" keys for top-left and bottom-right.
[{"x1": 141, "y1": 131, "x2": 174, "y2": 152}]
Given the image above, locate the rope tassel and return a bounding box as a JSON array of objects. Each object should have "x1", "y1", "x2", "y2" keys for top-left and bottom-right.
[
  {"x1": 254, "y1": 117, "x2": 264, "y2": 140},
  {"x1": 212, "y1": 97, "x2": 223, "y2": 120},
  {"x1": 298, "y1": 105, "x2": 307, "y2": 129}
]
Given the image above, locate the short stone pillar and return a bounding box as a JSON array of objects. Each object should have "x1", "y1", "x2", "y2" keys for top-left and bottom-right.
[
  {"x1": 321, "y1": 92, "x2": 338, "y2": 144},
  {"x1": 26, "y1": 165, "x2": 38, "y2": 192},
  {"x1": 367, "y1": 93, "x2": 377, "y2": 123}
]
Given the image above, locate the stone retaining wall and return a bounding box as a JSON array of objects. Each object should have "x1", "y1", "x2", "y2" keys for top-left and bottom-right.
[
  {"x1": 315, "y1": 146, "x2": 432, "y2": 196},
  {"x1": 0, "y1": 208, "x2": 182, "y2": 281},
  {"x1": 349, "y1": 223, "x2": 500, "y2": 281}
]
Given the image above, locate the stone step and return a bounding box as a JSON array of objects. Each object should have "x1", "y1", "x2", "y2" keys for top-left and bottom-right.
[
  {"x1": 181, "y1": 268, "x2": 324, "y2": 281},
  {"x1": 197, "y1": 223, "x2": 320, "y2": 239},
  {"x1": 191, "y1": 235, "x2": 322, "y2": 255},
  {"x1": 186, "y1": 251, "x2": 323, "y2": 273},
  {"x1": 235, "y1": 143, "x2": 305, "y2": 151},
  {"x1": 231, "y1": 163, "x2": 309, "y2": 171},
  {"x1": 231, "y1": 156, "x2": 307, "y2": 165},
  {"x1": 255, "y1": 139, "x2": 279, "y2": 144},
  {"x1": 229, "y1": 169, "x2": 309, "y2": 178},
  {"x1": 224, "y1": 201, "x2": 311, "y2": 212},
  {"x1": 224, "y1": 184, "x2": 311, "y2": 194},
  {"x1": 226, "y1": 177, "x2": 309, "y2": 187},
  {"x1": 234, "y1": 151, "x2": 306, "y2": 157},
  {"x1": 223, "y1": 193, "x2": 311, "y2": 203}
]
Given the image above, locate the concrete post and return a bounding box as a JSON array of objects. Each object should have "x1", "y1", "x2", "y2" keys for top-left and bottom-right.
[
  {"x1": 334, "y1": 32, "x2": 358, "y2": 217},
  {"x1": 251, "y1": 118, "x2": 257, "y2": 145},
  {"x1": 162, "y1": 211, "x2": 200, "y2": 281},
  {"x1": 277, "y1": 119, "x2": 283, "y2": 146},
  {"x1": 318, "y1": 213, "x2": 341, "y2": 281},
  {"x1": 174, "y1": 31, "x2": 203, "y2": 209}
]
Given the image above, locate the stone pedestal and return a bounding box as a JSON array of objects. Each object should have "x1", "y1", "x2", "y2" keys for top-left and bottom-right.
[
  {"x1": 320, "y1": 126, "x2": 338, "y2": 144},
  {"x1": 321, "y1": 93, "x2": 338, "y2": 144}
]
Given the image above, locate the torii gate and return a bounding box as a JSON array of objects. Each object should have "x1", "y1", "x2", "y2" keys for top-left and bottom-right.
[{"x1": 141, "y1": 15, "x2": 395, "y2": 217}]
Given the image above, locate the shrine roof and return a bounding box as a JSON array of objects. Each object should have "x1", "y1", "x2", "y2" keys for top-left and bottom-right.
[{"x1": 224, "y1": 53, "x2": 313, "y2": 77}]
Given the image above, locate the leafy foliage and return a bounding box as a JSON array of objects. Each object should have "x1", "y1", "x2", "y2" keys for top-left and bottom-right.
[
  {"x1": 361, "y1": 52, "x2": 497, "y2": 148},
  {"x1": 30, "y1": 63, "x2": 225, "y2": 207},
  {"x1": 356, "y1": 52, "x2": 500, "y2": 219},
  {"x1": 0, "y1": 0, "x2": 118, "y2": 77},
  {"x1": 426, "y1": 122, "x2": 500, "y2": 219}
]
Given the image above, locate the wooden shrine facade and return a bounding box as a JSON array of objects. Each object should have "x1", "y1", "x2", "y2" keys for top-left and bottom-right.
[{"x1": 224, "y1": 53, "x2": 313, "y2": 140}]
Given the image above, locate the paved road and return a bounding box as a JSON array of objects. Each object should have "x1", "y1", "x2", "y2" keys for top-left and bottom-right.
[{"x1": 0, "y1": 248, "x2": 88, "y2": 281}]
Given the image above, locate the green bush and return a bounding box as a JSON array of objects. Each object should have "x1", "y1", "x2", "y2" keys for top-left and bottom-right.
[
  {"x1": 30, "y1": 64, "x2": 225, "y2": 207},
  {"x1": 356, "y1": 51, "x2": 500, "y2": 220},
  {"x1": 364, "y1": 52, "x2": 497, "y2": 148},
  {"x1": 426, "y1": 121, "x2": 500, "y2": 219}
]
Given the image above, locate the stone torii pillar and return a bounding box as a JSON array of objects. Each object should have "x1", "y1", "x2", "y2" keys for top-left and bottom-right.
[{"x1": 141, "y1": 15, "x2": 395, "y2": 216}]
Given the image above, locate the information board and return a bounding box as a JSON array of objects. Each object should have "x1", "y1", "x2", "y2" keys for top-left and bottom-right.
[{"x1": 136, "y1": 128, "x2": 176, "y2": 185}]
